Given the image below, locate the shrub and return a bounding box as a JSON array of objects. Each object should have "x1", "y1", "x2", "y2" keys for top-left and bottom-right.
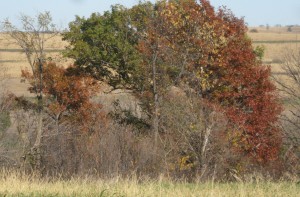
[{"x1": 250, "y1": 29, "x2": 258, "y2": 33}]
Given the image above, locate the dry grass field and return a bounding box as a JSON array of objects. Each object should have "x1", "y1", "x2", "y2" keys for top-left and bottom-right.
[
  {"x1": 0, "y1": 33, "x2": 71, "y2": 96},
  {"x1": 249, "y1": 26, "x2": 300, "y2": 64},
  {"x1": 0, "y1": 170, "x2": 299, "y2": 197},
  {"x1": 0, "y1": 33, "x2": 69, "y2": 78},
  {"x1": 0, "y1": 26, "x2": 299, "y2": 95}
]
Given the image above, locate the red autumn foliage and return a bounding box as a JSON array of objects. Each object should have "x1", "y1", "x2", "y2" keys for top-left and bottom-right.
[
  {"x1": 138, "y1": 0, "x2": 282, "y2": 163},
  {"x1": 217, "y1": 40, "x2": 282, "y2": 163},
  {"x1": 21, "y1": 62, "x2": 103, "y2": 132},
  {"x1": 212, "y1": 7, "x2": 282, "y2": 163}
]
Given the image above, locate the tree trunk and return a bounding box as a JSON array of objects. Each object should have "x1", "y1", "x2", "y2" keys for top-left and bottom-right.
[
  {"x1": 152, "y1": 52, "x2": 159, "y2": 151},
  {"x1": 32, "y1": 65, "x2": 44, "y2": 172},
  {"x1": 32, "y1": 98, "x2": 43, "y2": 172}
]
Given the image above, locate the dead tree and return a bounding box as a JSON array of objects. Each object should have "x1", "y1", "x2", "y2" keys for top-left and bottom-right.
[{"x1": 1, "y1": 11, "x2": 58, "y2": 172}]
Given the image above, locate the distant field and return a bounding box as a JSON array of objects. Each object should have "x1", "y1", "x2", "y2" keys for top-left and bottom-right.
[
  {"x1": 249, "y1": 26, "x2": 300, "y2": 34},
  {"x1": 249, "y1": 30, "x2": 300, "y2": 64},
  {"x1": 0, "y1": 27, "x2": 300, "y2": 95},
  {"x1": 0, "y1": 33, "x2": 69, "y2": 78}
]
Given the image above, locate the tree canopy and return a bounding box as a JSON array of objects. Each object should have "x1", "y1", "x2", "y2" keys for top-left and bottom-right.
[
  {"x1": 60, "y1": 0, "x2": 283, "y2": 164},
  {"x1": 0, "y1": 0, "x2": 286, "y2": 179},
  {"x1": 62, "y1": 5, "x2": 142, "y2": 89}
]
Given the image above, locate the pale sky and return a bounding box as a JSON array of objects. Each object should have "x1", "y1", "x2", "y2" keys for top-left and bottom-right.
[{"x1": 0, "y1": 0, "x2": 299, "y2": 28}]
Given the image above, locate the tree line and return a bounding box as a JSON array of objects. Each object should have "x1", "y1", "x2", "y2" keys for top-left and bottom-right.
[{"x1": 0, "y1": 0, "x2": 298, "y2": 180}]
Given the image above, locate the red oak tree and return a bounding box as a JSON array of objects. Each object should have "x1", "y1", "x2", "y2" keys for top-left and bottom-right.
[{"x1": 138, "y1": 0, "x2": 282, "y2": 163}]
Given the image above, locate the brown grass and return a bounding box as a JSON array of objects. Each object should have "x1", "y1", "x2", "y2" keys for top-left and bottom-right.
[
  {"x1": 249, "y1": 32, "x2": 300, "y2": 41},
  {"x1": 0, "y1": 33, "x2": 72, "y2": 79},
  {"x1": 0, "y1": 169, "x2": 299, "y2": 197},
  {"x1": 253, "y1": 43, "x2": 299, "y2": 63},
  {"x1": 248, "y1": 27, "x2": 300, "y2": 63},
  {"x1": 249, "y1": 26, "x2": 300, "y2": 34},
  {"x1": 0, "y1": 33, "x2": 68, "y2": 49}
]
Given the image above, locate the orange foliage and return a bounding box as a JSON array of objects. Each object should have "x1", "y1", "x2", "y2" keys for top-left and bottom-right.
[{"x1": 22, "y1": 62, "x2": 103, "y2": 133}]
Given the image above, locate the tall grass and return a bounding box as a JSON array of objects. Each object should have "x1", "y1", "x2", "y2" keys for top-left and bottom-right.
[{"x1": 0, "y1": 169, "x2": 299, "y2": 197}]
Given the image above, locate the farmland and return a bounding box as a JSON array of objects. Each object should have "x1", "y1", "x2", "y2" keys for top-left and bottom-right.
[
  {"x1": 0, "y1": 33, "x2": 71, "y2": 96},
  {"x1": 0, "y1": 33, "x2": 68, "y2": 77},
  {"x1": 1, "y1": 27, "x2": 300, "y2": 93},
  {"x1": 249, "y1": 27, "x2": 300, "y2": 73}
]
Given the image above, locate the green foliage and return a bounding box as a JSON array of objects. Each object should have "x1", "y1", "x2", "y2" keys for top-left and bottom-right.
[
  {"x1": 62, "y1": 5, "x2": 142, "y2": 89},
  {"x1": 254, "y1": 45, "x2": 265, "y2": 61},
  {"x1": 63, "y1": 0, "x2": 281, "y2": 163},
  {"x1": 129, "y1": 1, "x2": 154, "y2": 33},
  {"x1": 0, "y1": 111, "x2": 10, "y2": 135}
]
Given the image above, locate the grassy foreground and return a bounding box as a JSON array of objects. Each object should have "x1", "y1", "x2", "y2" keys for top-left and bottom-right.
[{"x1": 0, "y1": 171, "x2": 299, "y2": 197}]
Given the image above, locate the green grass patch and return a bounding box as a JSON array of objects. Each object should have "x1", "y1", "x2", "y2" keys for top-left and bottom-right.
[{"x1": 0, "y1": 111, "x2": 10, "y2": 134}]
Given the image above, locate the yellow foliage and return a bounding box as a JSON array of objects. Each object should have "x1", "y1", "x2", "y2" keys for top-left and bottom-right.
[{"x1": 178, "y1": 155, "x2": 195, "y2": 171}]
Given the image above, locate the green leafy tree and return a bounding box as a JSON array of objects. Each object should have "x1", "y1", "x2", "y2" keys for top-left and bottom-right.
[
  {"x1": 63, "y1": 0, "x2": 282, "y2": 169},
  {"x1": 63, "y1": 5, "x2": 141, "y2": 89}
]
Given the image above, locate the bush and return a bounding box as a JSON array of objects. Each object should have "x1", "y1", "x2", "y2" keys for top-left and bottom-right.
[
  {"x1": 0, "y1": 111, "x2": 10, "y2": 137},
  {"x1": 250, "y1": 29, "x2": 258, "y2": 33},
  {"x1": 0, "y1": 94, "x2": 14, "y2": 138}
]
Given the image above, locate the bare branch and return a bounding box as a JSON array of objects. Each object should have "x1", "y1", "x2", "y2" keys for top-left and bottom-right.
[{"x1": 274, "y1": 48, "x2": 300, "y2": 148}]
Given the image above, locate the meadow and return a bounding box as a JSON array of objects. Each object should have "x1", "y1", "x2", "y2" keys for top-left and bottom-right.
[
  {"x1": 0, "y1": 170, "x2": 299, "y2": 197},
  {"x1": 1, "y1": 27, "x2": 300, "y2": 196}
]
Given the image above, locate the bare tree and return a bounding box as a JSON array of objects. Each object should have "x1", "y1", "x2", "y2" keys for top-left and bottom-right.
[
  {"x1": 159, "y1": 87, "x2": 227, "y2": 179},
  {"x1": 1, "y1": 11, "x2": 58, "y2": 171},
  {"x1": 273, "y1": 49, "x2": 300, "y2": 175},
  {"x1": 274, "y1": 49, "x2": 300, "y2": 145},
  {"x1": 2, "y1": 12, "x2": 57, "y2": 81}
]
